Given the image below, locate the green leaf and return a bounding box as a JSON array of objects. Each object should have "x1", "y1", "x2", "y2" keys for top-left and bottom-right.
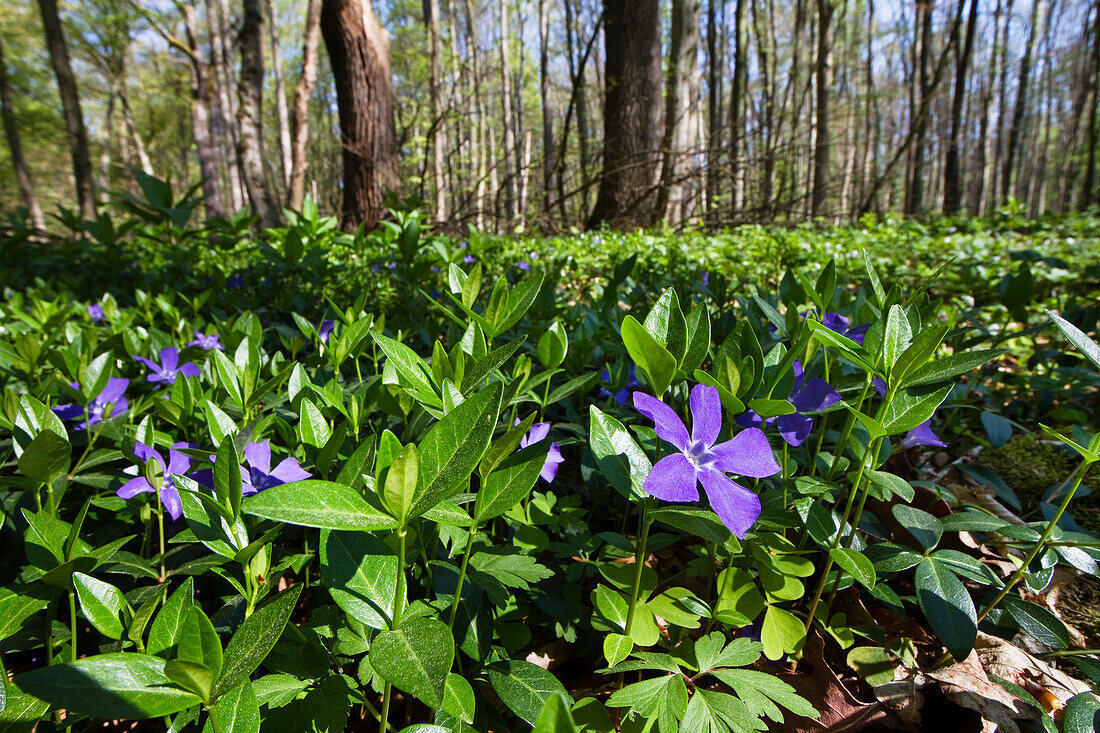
[
  {"x1": 643, "y1": 289, "x2": 688, "y2": 366},
  {"x1": 914, "y1": 557, "x2": 976, "y2": 662},
  {"x1": 845, "y1": 647, "x2": 898, "y2": 687},
  {"x1": 298, "y1": 398, "x2": 331, "y2": 449},
  {"x1": 532, "y1": 693, "x2": 579, "y2": 733},
  {"x1": 829, "y1": 548, "x2": 876, "y2": 590},
  {"x1": 681, "y1": 305, "x2": 712, "y2": 375},
  {"x1": 882, "y1": 305, "x2": 913, "y2": 370},
  {"x1": 370, "y1": 617, "x2": 454, "y2": 709},
  {"x1": 1048, "y1": 311, "x2": 1100, "y2": 371},
  {"x1": 620, "y1": 315, "x2": 677, "y2": 397},
  {"x1": 681, "y1": 689, "x2": 757, "y2": 733},
  {"x1": 0, "y1": 678, "x2": 50, "y2": 729},
  {"x1": 536, "y1": 321, "x2": 568, "y2": 370},
  {"x1": 17, "y1": 430, "x2": 70, "y2": 486},
  {"x1": 212, "y1": 585, "x2": 302, "y2": 698},
  {"x1": 243, "y1": 480, "x2": 398, "y2": 531},
  {"x1": 891, "y1": 323, "x2": 949, "y2": 386},
  {"x1": 493, "y1": 270, "x2": 545, "y2": 336},
  {"x1": 865, "y1": 470, "x2": 914, "y2": 502},
  {"x1": 370, "y1": 333, "x2": 442, "y2": 408},
  {"x1": 880, "y1": 383, "x2": 952, "y2": 435},
  {"x1": 902, "y1": 349, "x2": 1005, "y2": 388},
  {"x1": 0, "y1": 584, "x2": 53, "y2": 644},
  {"x1": 649, "y1": 507, "x2": 731, "y2": 545},
  {"x1": 412, "y1": 381, "x2": 502, "y2": 518},
  {"x1": 163, "y1": 659, "x2": 213, "y2": 702},
  {"x1": 486, "y1": 659, "x2": 571, "y2": 727},
  {"x1": 588, "y1": 406, "x2": 650, "y2": 501},
  {"x1": 804, "y1": 319, "x2": 876, "y2": 372},
  {"x1": 147, "y1": 578, "x2": 194, "y2": 658},
  {"x1": 15, "y1": 653, "x2": 200, "y2": 719},
  {"x1": 1063, "y1": 692, "x2": 1100, "y2": 733},
  {"x1": 381, "y1": 444, "x2": 419, "y2": 525},
  {"x1": 442, "y1": 673, "x2": 475, "y2": 725},
  {"x1": 891, "y1": 505, "x2": 943, "y2": 550},
  {"x1": 1002, "y1": 596, "x2": 1070, "y2": 650},
  {"x1": 462, "y1": 335, "x2": 526, "y2": 394},
  {"x1": 712, "y1": 668, "x2": 819, "y2": 720},
  {"x1": 213, "y1": 439, "x2": 243, "y2": 521},
  {"x1": 74, "y1": 572, "x2": 128, "y2": 640},
  {"x1": 475, "y1": 443, "x2": 549, "y2": 523},
  {"x1": 760, "y1": 605, "x2": 804, "y2": 661},
  {"x1": 211, "y1": 680, "x2": 260, "y2": 733},
  {"x1": 603, "y1": 633, "x2": 633, "y2": 668},
  {"x1": 862, "y1": 250, "x2": 886, "y2": 307},
  {"x1": 319, "y1": 529, "x2": 397, "y2": 630},
  {"x1": 176, "y1": 606, "x2": 223, "y2": 683}
]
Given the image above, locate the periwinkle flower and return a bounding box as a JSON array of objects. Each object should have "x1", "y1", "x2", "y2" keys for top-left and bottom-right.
[
  {"x1": 517, "y1": 261, "x2": 531, "y2": 271},
  {"x1": 134, "y1": 347, "x2": 201, "y2": 386},
  {"x1": 462, "y1": 255, "x2": 476, "y2": 264},
  {"x1": 187, "y1": 331, "x2": 223, "y2": 351},
  {"x1": 599, "y1": 364, "x2": 641, "y2": 406},
  {"x1": 87, "y1": 304, "x2": 105, "y2": 322},
  {"x1": 241, "y1": 441, "x2": 310, "y2": 495},
  {"x1": 227, "y1": 274, "x2": 244, "y2": 289},
  {"x1": 634, "y1": 384, "x2": 781, "y2": 538},
  {"x1": 823, "y1": 312, "x2": 870, "y2": 346},
  {"x1": 899, "y1": 421, "x2": 947, "y2": 450},
  {"x1": 117, "y1": 442, "x2": 192, "y2": 521},
  {"x1": 318, "y1": 319, "x2": 336, "y2": 344},
  {"x1": 517, "y1": 421, "x2": 564, "y2": 483},
  {"x1": 702, "y1": 272, "x2": 710, "y2": 287},
  {"x1": 53, "y1": 377, "x2": 128, "y2": 430},
  {"x1": 736, "y1": 361, "x2": 840, "y2": 447}
]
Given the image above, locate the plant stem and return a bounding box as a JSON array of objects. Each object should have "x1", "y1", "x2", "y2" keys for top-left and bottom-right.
[
  {"x1": 380, "y1": 524, "x2": 409, "y2": 733},
  {"x1": 624, "y1": 502, "x2": 653, "y2": 638},
  {"x1": 156, "y1": 486, "x2": 166, "y2": 581},
  {"x1": 447, "y1": 523, "x2": 478, "y2": 629},
  {"x1": 826, "y1": 373, "x2": 874, "y2": 482},
  {"x1": 68, "y1": 590, "x2": 77, "y2": 661}
]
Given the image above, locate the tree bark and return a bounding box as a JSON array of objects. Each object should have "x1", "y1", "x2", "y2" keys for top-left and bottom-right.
[
  {"x1": 498, "y1": 0, "x2": 516, "y2": 223},
  {"x1": 237, "y1": 0, "x2": 280, "y2": 227},
  {"x1": 538, "y1": 0, "x2": 554, "y2": 220},
  {"x1": 0, "y1": 36, "x2": 45, "y2": 230},
  {"x1": 705, "y1": 0, "x2": 723, "y2": 222},
  {"x1": 657, "y1": 0, "x2": 701, "y2": 227},
  {"x1": 1003, "y1": 0, "x2": 1046, "y2": 203},
  {"x1": 811, "y1": 0, "x2": 833, "y2": 217},
  {"x1": 37, "y1": 0, "x2": 96, "y2": 221},
  {"x1": 730, "y1": 0, "x2": 748, "y2": 216},
  {"x1": 944, "y1": 0, "x2": 979, "y2": 213},
  {"x1": 288, "y1": 0, "x2": 322, "y2": 210},
  {"x1": 587, "y1": 0, "x2": 662, "y2": 230},
  {"x1": 1082, "y1": 0, "x2": 1100, "y2": 207},
  {"x1": 905, "y1": 0, "x2": 934, "y2": 216},
  {"x1": 426, "y1": 0, "x2": 448, "y2": 223},
  {"x1": 208, "y1": 0, "x2": 246, "y2": 211},
  {"x1": 320, "y1": 0, "x2": 400, "y2": 230},
  {"x1": 266, "y1": 0, "x2": 293, "y2": 192},
  {"x1": 183, "y1": 4, "x2": 227, "y2": 220}
]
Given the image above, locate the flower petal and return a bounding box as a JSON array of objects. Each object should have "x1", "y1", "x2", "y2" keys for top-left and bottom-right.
[
  {"x1": 117, "y1": 476, "x2": 153, "y2": 499},
  {"x1": 689, "y1": 384, "x2": 722, "y2": 446},
  {"x1": 698, "y1": 468, "x2": 761, "y2": 539},
  {"x1": 159, "y1": 348, "x2": 179, "y2": 372},
  {"x1": 791, "y1": 377, "x2": 841, "y2": 413},
  {"x1": 52, "y1": 404, "x2": 84, "y2": 421},
  {"x1": 179, "y1": 362, "x2": 201, "y2": 378},
  {"x1": 710, "y1": 428, "x2": 780, "y2": 478},
  {"x1": 99, "y1": 377, "x2": 129, "y2": 403},
  {"x1": 540, "y1": 443, "x2": 564, "y2": 483},
  {"x1": 643, "y1": 453, "x2": 700, "y2": 503},
  {"x1": 735, "y1": 410, "x2": 764, "y2": 430},
  {"x1": 776, "y1": 413, "x2": 813, "y2": 447},
  {"x1": 632, "y1": 393, "x2": 689, "y2": 451},
  {"x1": 899, "y1": 421, "x2": 947, "y2": 450},
  {"x1": 269, "y1": 457, "x2": 311, "y2": 484},
  {"x1": 244, "y1": 441, "x2": 272, "y2": 475},
  {"x1": 823, "y1": 312, "x2": 850, "y2": 333},
  {"x1": 160, "y1": 485, "x2": 182, "y2": 521},
  {"x1": 133, "y1": 443, "x2": 165, "y2": 471},
  {"x1": 167, "y1": 449, "x2": 192, "y2": 475},
  {"x1": 133, "y1": 355, "x2": 159, "y2": 373}
]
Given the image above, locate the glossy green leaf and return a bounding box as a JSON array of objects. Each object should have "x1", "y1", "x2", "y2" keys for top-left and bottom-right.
[
  {"x1": 602, "y1": 633, "x2": 633, "y2": 668},
  {"x1": 298, "y1": 398, "x2": 331, "y2": 449},
  {"x1": 902, "y1": 349, "x2": 1005, "y2": 388},
  {"x1": 74, "y1": 572, "x2": 128, "y2": 640},
  {"x1": 211, "y1": 680, "x2": 260, "y2": 733},
  {"x1": 320, "y1": 529, "x2": 397, "y2": 630},
  {"x1": 536, "y1": 321, "x2": 568, "y2": 369},
  {"x1": 829, "y1": 548, "x2": 876, "y2": 590},
  {"x1": 1002, "y1": 596, "x2": 1070, "y2": 650},
  {"x1": 381, "y1": 444, "x2": 419, "y2": 524},
  {"x1": 880, "y1": 383, "x2": 952, "y2": 436},
  {"x1": 147, "y1": 578, "x2": 194, "y2": 658},
  {"x1": 620, "y1": 315, "x2": 677, "y2": 397},
  {"x1": 243, "y1": 480, "x2": 397, "y2": 531},
  {"x1": 1048, "y1": 311, "x2": 1100, "y2": 371},
  {"x1": 532, "y1": 693, "x2": 579, "y2": 733},
  {"x1": 1063, "y1": 692, "x2": 1100, "y2": 733},
  {"x1": 914, "y1": 557, "x2": 976, "y2": 662},
  {"x1": 371, "y1": 333, "x2": 441, "y2": 408},
  {"x1": 213, "y1": 438, "x2": 243, "y2": 521},
  {"x1": 486, "y1": 659, "x2": 572, "y2": 727},
  {"x1": 17, "y1": 430, "x2": 69, "y2": 486},
  {"x1": 212, "y1": 585, "x2": 302, "y2": 698},
  {"x1": 891, "y1": 505, "x2": 943, "y2": 550},
  {"x1": 442, "y1": 673, "x2": 475, "y2": 725},
  {"x1": 681, "y1": 304, "x2": 711, "y2": 376},
  {"x1": 370, "y1": 617, "x2": 454, "y2": 709},
  {"x1": 643, "y1": 289, "x2": 687, "y2": 366},
  {"x1": 589, "y1": 406, "x2": 650, "y2": 501},
  {"x1": 475, "y1": 442, "x2": 549, "y2": 523},
  {"x1": 176, "y1": 606, "x2": 223, "y2": 682},
  {"x1": 760, "y1": 605, "x2": 804, "y2": 661}
]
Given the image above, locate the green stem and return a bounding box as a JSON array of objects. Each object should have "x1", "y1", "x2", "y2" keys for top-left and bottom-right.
[
  {"x1": 826, "y1": 374, "x2": 874, "y2": 482},
  {"x1": 540, "y1": 376, "x2": 552, "y2": 422},
  {"x1": 624, "y1": 502, "x2": 653, "y2": 638},
  {"x1": 156, "y1": 484, "x2": 167, "y2": 581},
  {"x1": 380, "y1": 524, "x2": 409, "y2": 733},
  {"x1": 447, "y1": 523, "x2": 478, "y2": 629},
  {"x1": 68, "y1": 590, "x2": 78, "y2": 661}
]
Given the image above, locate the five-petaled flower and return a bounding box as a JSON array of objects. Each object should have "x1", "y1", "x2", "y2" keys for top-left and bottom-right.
[
  {"x1": 187, "y1": 331, "x2": 223, "y2": 351},
  {"x1": 736, "y1": 361, "x2": 841, "y2": 446},
  {"x1": 517, "y1": 261, "x2": 531, "y2": 271},
  {"x1": 241, "y1": 441, "x2": 310, "y2": 495},
  {"x1": 53, "y1": 377, "x2": 128, "y2": 431},
  {"x1": 517, "y1": 421, "x2": 564, "y2": 483},
  {"x1": 899, "y1": 420, "x2": 947, "y2": 450},
  {"x1": 117, "y1": 442, "x2": 192, "y2": 521},
  {"x1": 318, "y1": 320, "x2": 336, "y2": 344},
  {"x1": 134, "y1": 347, "x2": 201, "y2": 386},
  {"x1": 87, "y1": 304, "x2": 105, "y2": 322},
  {"x1": 634, "y1": 384, "x2": 781, "y2": 538}
]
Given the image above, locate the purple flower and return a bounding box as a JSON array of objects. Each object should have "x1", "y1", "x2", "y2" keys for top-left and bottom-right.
[
  {"x1": 371, "y1": 264, "x2": 381, "y2": 274},
  {"x1": 824, "y1": 313, "x2": 870, "y2": 346},
  {"x1": 387, "y1": 262, "x2": 397, "y2": 269},
  {"x1": 736, "y1": 361, "x2": 840, "y2": 447},
  {"x1": 117, "y1": 442, "x2": 192, "y2": 521},
  {"x1": 431, "y1": 266, "x2": 440, "y2": 272},
  {"x1": 227, "y1": 274, "x2": 244, "y2": 289},
  {"x1": 462, "y1": 255, "x2": 475, "y2": 264},
  {"x1": 517, "y1": 261, "x2": 531, "y2": 271},
  {"x1": 899, "y1": 421, "x2": 947, "y2": 450},
  {"x1": 634, "y1": 384, "x2": 781, "y2": 537},
  {"x1": 318, "y1": 319, "x2": 336, "y2": 344},
  {"x1": 518, "y1": 421, "x2": 565, "y2": 483},
  {"x1": 600, "y1": 364, "x2": 641, "y2": 406},
  {"x1": 241, "y1": 441, "x2": 310, "y2": 495},
  {"x1": 134, "y1": 347, "x2": 201, "y2": 386},
  {"x1": 53, "y1": 377, "x2": 128, "y2": 430},
  {"x1": 187, "y1": 331, "x2": 223, "y2": 351},
  {"x1": 702, "y1": 272, "x2": 710, "y2": 286},
  {"x1": 87, "y1": 304, "x2": 105, "y2": 322}
]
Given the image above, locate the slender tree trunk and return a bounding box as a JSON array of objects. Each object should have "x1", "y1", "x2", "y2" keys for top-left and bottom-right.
[
  {"x1": 944, "y1": 0, "x2": 979, "y2": 213},
  {"x1": 463, "y1": 0, "x2": 487, "y2": 229},
  {"x1": 37, "y1": 0, "x2": 96, "y2": 221},
  {"x1": 1003, "y1": 0, "x2": 1046, "y2": 203},
  {"x1": 1082, "y1": 0, "x2": 1100, "y2": 207},
  {"x1": 0, "y1": 36, "x2": 45, "y2": 230},
  {"x1": 657, "y1": 0, "x2": 701, "y2": 227},
  {"x1": 288, "y1": 0, "x2": 322, "y2": 210},
  {"x1": 905, "y1": 0, "x2": 934, "y2": 216},
  {"x1": 425, "y1": 0, "x2": 448, "y2": 223},
  {"x1": 119, "y1": 93, "x2": 153, "y2": 176},
  {"x1": 266, "y1": 0, "x2": 293, "y2": 192},
  {"x1": 180, "y1": 5, "x2": 227, "y2": 220},
  {"x1": 320, "y1": 0, "x2": 400, "y2": 230},
  {"x1": 730, "y1": 0, "x2": 748, "y2": 217},
  {"x1": 811, "y1": 0, "x2": 833, "y2": 217},
  {"x1": 587, "y1": 0, "x2": 663, "y2": 229},
  {"x1": 498, "y1": 0, "x2": 516, "y2": 223},
  {"x1": 993, "y1": 0, "x2": 1014, "y2": 209},
  {"x1": 237, "y1": 0, "x2": 280, "y2": 227},
  {"x1": 753, "y1": 0, "x2": 777, "y2": 218},
  {"x1": 208, "y1": 0, "x2": 246, "y2": 211},
  {"x1": 539, "y1": 0, "x2": 554, "y2": 221},
  {"x1": 705, "y1": 0, "x2": 723, "y2": 223}
]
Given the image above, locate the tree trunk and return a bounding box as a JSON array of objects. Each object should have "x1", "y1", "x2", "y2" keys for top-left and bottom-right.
[
  {"x1": 539, "y1": 0, "x2": 554, "y2": 221},
  {"x1": 37, "y1": 0, "x2": 96, "y2": 221},
  {"x1": 1082, "y1": 0, "x2": 1100, "y2": 207},
  {"x1": 905, "y1": 0, "x2": 934, "y2": 216},
  {"x1": 266, "y1": 0, "x2": 293, "y2": 192},
  {"x1": 426, "y1": 0, "x2": 448, "y2": 223},
  {"x1": 0, "y1": 36, "x2": 45, "y2": 230},
  {"x1": 992, "y1": 0, "x2": 1014, "y2": 209},
  {"x1": 209, "y1": 0, "x2": 246, "y2": 211},
  {"x1": 587, "y1": 0, "x2": 662, "y2": 230},
  {"x1": 498, "y1": 0, "x2": 516, "y2": 223},
  {"x1": 730, "y1": 0, "x2": 748, "y2": 217},
  {"x1": 657, "y1": 0, "x2": 701, "y2": 227},
  {"x1": 184, "y1": 4, "x2": 227, "y2": 220},
  {"x1": 237, "y1": 0, "x2": 280, "y2": 227},
  {"x1": 1003, "y1": 0, "x2": 1046, "y2": 203},
  {"x1": 811, "y1": 0, "x2": 833, "y2": 217},
  {"x1": 320, "y1": 0, "x2": 400, "y2": 230},
  {"x1": 288, "y1": 0, "x2": 322, "y2": 210},
  {"x1": 944, "y1": 0, "x2": 979, "y2": 213},
  {"x1": 705, "y1": 0, "x2": 723, "y2": 222}
]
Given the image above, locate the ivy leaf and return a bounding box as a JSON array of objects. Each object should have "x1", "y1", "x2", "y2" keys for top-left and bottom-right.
[
  {"x1": 914, "y1": 557, "x2": 976, "y2": 662},
  {"x1": 486, "y1": 659, "x2": 571, "y2": 727}
]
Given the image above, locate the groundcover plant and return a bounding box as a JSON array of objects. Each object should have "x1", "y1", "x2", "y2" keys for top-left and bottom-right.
[{"x1": 1, "y1": 207, "x2": 1100, "y2": 732}]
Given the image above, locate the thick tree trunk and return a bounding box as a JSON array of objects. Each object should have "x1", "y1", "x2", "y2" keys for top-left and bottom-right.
[
  {"x1": 729, "y1": 0, "x2": 748, "y2": 216},
  {"x1": 587, "y1": 0, "x2": 662, "y2": 230},
  {"x1": 0, "y1": 36, "x2": 45, "y2": 230},
  {"x1": 37, "y1": 0, "x2": 96, "y2": 221},
  {"x1": 266, "y1": 0, "x2": 293, "y2": 192},
  {"x1": 498, "y1": 0, "x2": 516, "y2": 223},
  {"x1": 321, "y1": 0, "x2": 400, "y2": 230},
  {"x1": 209, "y1": 0, "x2": 246, "y2": 211},
  {"x1": 811, "y1": 0, "x2": 833, "y2": 217},
  {"x1": 288, "y1": 0, "x2": 322, "y2": 210},
  {"x1": 905, "y1": 0, "x2": 934, "y2": 216},
  {"x1": 657, "y1": 0, "x2": 701, "y2": 227},
  {"x1": 944, "y1": 0, "x2": 979, "y2": 213},
  {"x1": 237, "y1": 0, "x2": 280, "y2": 227},
  {"x1": 426, "y1": 0, "x2": 448, "y2": 223},
  {"x1": 184, "y1": 5, "x2": 227, "y2": 220},
  {"x1": 1003, "y1": 0, "x2": 1046, "y2": 203}
]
